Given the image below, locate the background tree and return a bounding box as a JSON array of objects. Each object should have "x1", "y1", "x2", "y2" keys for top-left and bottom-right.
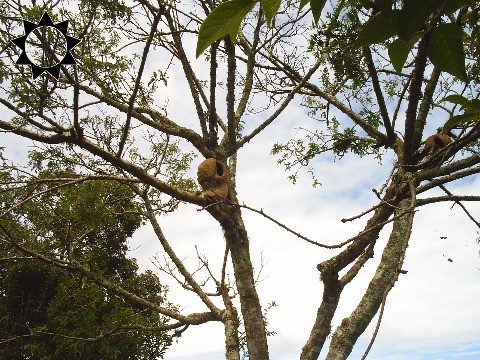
[
  {"x1": 0, "y1": 0, "x2": 479, "y2": 359},
  {"x1": 0, "y1": 158, "x2": 174, "y2": 359}
]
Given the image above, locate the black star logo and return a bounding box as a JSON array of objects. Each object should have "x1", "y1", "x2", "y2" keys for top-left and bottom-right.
[{"x1": 11, "y1": 12, "x2": 81, "y2": 80}]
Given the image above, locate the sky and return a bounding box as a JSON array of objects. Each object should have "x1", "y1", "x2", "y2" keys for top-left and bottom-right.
[
  {"x1": 128, "y1": 115, "x2": 480, "y2": 359},
  {"x1": 2, "y1": 1, "x2": 480, "y2": 359}
]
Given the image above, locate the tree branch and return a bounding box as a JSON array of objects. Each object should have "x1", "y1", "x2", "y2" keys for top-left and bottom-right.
[
  {"x1": 413, "y1": 68, "x2": 441, "y2": 149},
  {"x1": 235, "y1": 11, "x2": 262, "y2": 126},
  {"x1": 143, "y1": 192, "x2": 223, "y2": 318},
  {"x1": 0, "y1": 322, "x2": 186, "y2": 346},
  {"x1": 0, "y1": 222, "x2": 219, "y2": 325},
  {"x1": 226, "y1": 37, "x2": 237, "y2": 150},
  {"x1": 232, "y1": 59, "x2": 323, "y2": 155},
  {"x1": 208, "y1": 40, "x2": 219, "y2": 149},
  {"x1": 260, "y1": 51, "x2": 387, "y2": 143},
  {"x1": 86, "y1": 82, "x2": 209, "y2": 149},
  {"x1": 0, "y1": 118, "x2": 72, "y2": 143},
  {"x1": 363, "y1": 47, "x2": 395, "y2": 146},
  {"x1": 403, "y1": 32, "x2": 432, "y2": 164},
  {"x1": 0, "y1": 124, "x2": 204, "y2": 205},
  {"x1": 326, "y1": 183, "x2": 416, "y2": 359},
  {"x1": 165, "y1": 10, "x2": 208, "y2": 140},
  {"x1": 117, "y1": 7, "x2": 164, "y2": 157}
]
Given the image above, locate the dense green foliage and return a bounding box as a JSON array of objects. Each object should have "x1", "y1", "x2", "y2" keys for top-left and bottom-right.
[{"x1": 0, "y1": 157, "x2": 173, "y2": 359}]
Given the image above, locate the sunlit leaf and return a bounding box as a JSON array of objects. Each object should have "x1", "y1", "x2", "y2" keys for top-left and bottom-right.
[
  {"x1": 262, "y1": 0, "x2": 282, "y2": 26},
  {"x1": 196, "y1": 0, "x2": 256, "y2": 58},
  {"x1": 442, "y1": 113, "x2": 480, "y2": 132},
  {"x1": 441, "y1": 94, "x2": 470, "y2": 107},
  {"x1": 387, "y1": 34, "x2": 420, "y2": 72}
]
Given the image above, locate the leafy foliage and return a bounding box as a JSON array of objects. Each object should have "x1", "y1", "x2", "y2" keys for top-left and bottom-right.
[
  {"x1": 198, "y1": 0, "x2": 472, "y2": 82},
  {"x1": 262, "y1": 0, "x2": 282, "y2": 26},
  {"x1": 355, "y1": 0, "x2": 470, "y2": 81},
  {"x1": 196, "y1": 0, "x2": 256, "y2": 57},
  {"x1": 352, "y1": 10, "x2": 400, "y2": 48},
  {"x1": 441, "y1": 94, "x2": 480, "y2": 132},
  {"x1": 0, "y1": 162, "x2": 173, "y2": 359}
]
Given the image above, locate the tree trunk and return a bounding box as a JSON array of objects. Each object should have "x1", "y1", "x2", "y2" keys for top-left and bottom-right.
[
  {"x1": 220, "y1": 207, "x2": 269, "y2": 360},
  {"x1": 325, "y1": 199, "x2": 414, "y2": 359},
  {"x1": 301, "y1": 183, "x2": 402, "y2": 360},
  {"x1": 224, "y1": 305, "x2": 241, "y2": 360},
  {"x1": 300, "y1": 274, "x2": 341, "y2": 360}
]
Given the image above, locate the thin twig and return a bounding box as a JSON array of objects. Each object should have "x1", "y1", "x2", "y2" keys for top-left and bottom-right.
[
  {"x1": 117, "y1": 8, "x2": 164, "y2": 157},
  {"x1": 439, "y1": 185, "x2": 480, "y2": 228},
  {"x1": 199, "y1": 199, "x2": 416, "y2": 250}
]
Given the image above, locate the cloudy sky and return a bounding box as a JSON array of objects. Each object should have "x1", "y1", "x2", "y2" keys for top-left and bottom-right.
[
  {"x1": 126, "y1": 7, "x2": 480, "y2": 358},
  {"x1": 128, "y1": 111, "x2": 480, "y2": 359},
  {"x1": 2, "y1": 1, "x2": 480, "y2": 359}
]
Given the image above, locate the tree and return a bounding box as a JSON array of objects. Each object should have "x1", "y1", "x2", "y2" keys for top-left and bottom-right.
[
  {"x1": 0, "y1": 163, "x2": 174, "y2": 359},
  {"x1": 0, "y1": 0, "x2": 479, "y2": 359}
]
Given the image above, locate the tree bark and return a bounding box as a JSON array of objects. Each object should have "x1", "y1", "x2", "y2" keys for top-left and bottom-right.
[
  {"x1": 300, "y1": 274, "x2": 341, "y2": 360},
  {"x1": 219, "y1": 207, "x2": 269, "y2": 360},
  {"x1": 325, "y1": 199, "x2": 414, "y2": 360},
  {"x1": 224, "y1": 305, "x2": 241, "y2": 360}
]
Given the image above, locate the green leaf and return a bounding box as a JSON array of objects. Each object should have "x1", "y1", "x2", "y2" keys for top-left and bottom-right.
[
  {"x1": 311, "y1": 0, "x2": 327, "y2": 24},
  {"x1": 442, "y1": 95, "x2": 480, "y2": 112},
  {"x1": 262, "y1": 0, "x2": 282, "y2": 26},
  {"x1": 196, "y1": 0, "x2": 256, "y2": 58},
  {"x1": 470, "y1": 99, "x2": 480, "y2": 111},
  {"x1": 353, "y1": 10, "x2": 399, "y2": 49},
  {"x1": 398, "y1": 0, "x2": 443, "y2": 40},
  {"x1": 441, "y1": 94, "x2": 470, "y2": 107},
  {"x1": 299, "y1": 0, "x2": 310, "y2": 10},
  {"x1": 442, "y1": 113, "x2": 480, "y2": 132},
  {"x1": 443, "y1": 0, "x2": 472, "y2": 15},
  {"x1": 388, "y1": 39, "x2": 412, "y2": 73},
  {"x1": 426, "y1": 24, "x2": 468, "y2": 82},
  {"x1": 387, "y1": 34, "x2": 421, "y2": 72}
]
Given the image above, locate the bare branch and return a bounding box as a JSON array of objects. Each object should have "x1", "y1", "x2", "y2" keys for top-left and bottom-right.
[
  {"x1": 235, "y1": 11, "x2": 262, "y2": 125},
  {"x1": 363, "y1": 47, "x2": 395, "y2": 146},
  {"x1": 117, "y1": 7, "x2": 164, "y2": 157},
  {"x1": 327, "y1": 180, "x2": 416, "y2": 359},
  {"x1": 413, "y1": 68, "x2": 441, "y2": 149},
  {"x1": 403, "y1": 32, "x2": 432, "y2": 164},
  {"x1": 417, "y1": 154, "x2": 480, "y2": 182},
  {"x1": 144, "y1": 193, "x2": 223, "y2": 317},
  {"x1": 74, "y1": 83, "x2": 210, "y2": 156},
  {"x1": 232, "y1": 59, "x2": 323, "y2": 155},
  {"x1": 208, "y1": 40, "x2": 219, "y2": 148},
  {"x1": 226, "y1": 37, "x2": 237, "y2": 149},
  {"x1": 259, "y1": 51, "x2": 388, "y2": 143},
  {"x1": 437, "y1": 185, "x2": 479, "y2": 228},
  {"x1": 0, "y1": 322, "x2": 187, "y2": 346},
  {"x1": 164, "y1": 10, "x2": 208, "y2": 139},
  {"x1": 0, "y1": 118, "x2": 71, "y2": 144}
]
